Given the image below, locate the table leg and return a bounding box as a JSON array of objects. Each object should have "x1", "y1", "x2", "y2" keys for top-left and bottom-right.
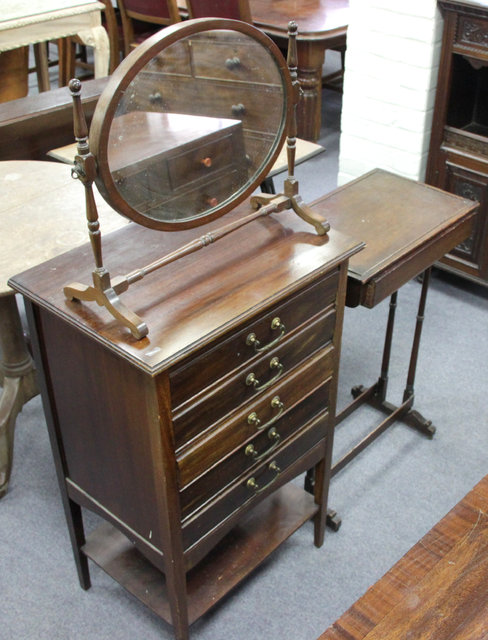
[
  {"x1": 331, "y1": 271, "x2": 436, "y2": 478},
  {"x1": 33, "y1": 43, "x2": 51, "y2": 92},
  {"x1": 0, "y1": 294, "x2": 37, "y2": 497},
  {"x1": 296, "y1": 41, "x2": 325, "y2": 142},
  {"x1": 77, "y1": 25, "x2": 110, "y2": 78}
]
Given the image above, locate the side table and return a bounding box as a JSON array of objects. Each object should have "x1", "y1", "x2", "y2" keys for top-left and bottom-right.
[
  {"x1": 0, "y1": 160, "x2": 127, "y2": 497},
  {"x1": 314, "y1": 170, "x2": 478, "y2": 482}
]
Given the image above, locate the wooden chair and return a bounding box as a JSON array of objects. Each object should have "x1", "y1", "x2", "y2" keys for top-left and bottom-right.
[
  {"x1": 186, "y1": 0, "x2": 252, "y2": 23},
  {"x1": 117, "y1": 0, "x2": 181, "y2": 56}
]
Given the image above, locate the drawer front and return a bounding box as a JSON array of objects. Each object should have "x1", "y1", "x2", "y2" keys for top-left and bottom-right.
[
  {"x1": 126, "y1": 73, "x2": 283, "y2": 134},
  {"x1": 190, "y1": 81, "x2": 284, "y2": 134},
  {"x1": 172, "y1": 310, "x2": 336, "y2": 448},
  {"x1": 180, "y1": 380, "x2": 331, "y2": 518},
  {"x1": 191, "y1": 36, "x2": 283, "y2": 85},
  {"x1": 170, "y1": 269, "x2": 339, "y2": 410},
  {"x1": 131, "y1": 168, "x2": 243, "y2": 218},
  {"x1": 177, "y1": 346, "x2": 334, "y2": 484},
  {"x1": 167, "y1": 130, "x2": 243, "y2": 190},
  {"x1": 146, "y1": 40, "x2": 192, "y2": 76},
  {"x1": 181, "y1": 412, "x2": 328, "y2": 550}
]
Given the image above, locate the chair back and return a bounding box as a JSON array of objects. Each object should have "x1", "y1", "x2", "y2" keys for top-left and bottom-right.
[
  {"x1": 117, "y1": 0, "x2": 181, "y2": 55},
  {"x1": 186, "y1": 0, "x2": 252, "y2": 23},
  {"x1": 121, "y1": 0, "x2": 180, "y2": 23}
]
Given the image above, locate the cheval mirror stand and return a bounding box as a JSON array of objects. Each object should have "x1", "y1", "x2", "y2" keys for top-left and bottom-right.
[{"x1": 9, "y1": 18, "x2": 363, "y2": 640}]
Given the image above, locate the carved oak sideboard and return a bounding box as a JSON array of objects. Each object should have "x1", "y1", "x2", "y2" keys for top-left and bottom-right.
[{"x1": 426, "y1": 0, "x2": 488, "y2": 285}]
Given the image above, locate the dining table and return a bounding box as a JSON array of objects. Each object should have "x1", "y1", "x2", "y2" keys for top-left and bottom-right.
[{"x1": 250, "y1": 0, "x2": 349, "y2": 141}]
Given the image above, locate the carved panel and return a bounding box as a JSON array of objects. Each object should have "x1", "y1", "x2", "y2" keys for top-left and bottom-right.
[
  {"x1": 445, "y1": 164, "x2": 486, "y2": 267},
  {"x1": 444, "y1": 128, "x2": 488, "y2": 158},
  {"x1": 458, "y1": 17, "x2": 488, "y2": 50}
]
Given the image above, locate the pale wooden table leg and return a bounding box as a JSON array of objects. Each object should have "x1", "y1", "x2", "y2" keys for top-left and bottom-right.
[
  {"x1": 0, "y1": 294, "x2": 38, "y2": 497},
  {"x1": 77, "y1": 25, "x2": 110, "y2": 78}
]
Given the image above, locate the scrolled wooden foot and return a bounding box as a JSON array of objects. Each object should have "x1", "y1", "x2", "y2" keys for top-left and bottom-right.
[
  {"x1": 64, "y1": 281, "x2": 148, "y2": 340},
  {"x1": 403, "y1": 409, "x2": 436, "y2": 439}
]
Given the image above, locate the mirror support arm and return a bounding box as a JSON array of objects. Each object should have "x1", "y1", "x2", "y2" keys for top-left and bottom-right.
[
  {"x1": 64, "y1": 79, "x2": 149, "y2": 340},
  {"x1": 284, "y1": 22, "x2": 330, "y2": 236}
]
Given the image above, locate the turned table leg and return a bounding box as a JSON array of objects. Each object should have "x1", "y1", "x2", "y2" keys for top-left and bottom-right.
[
  {"x1": 296, "y1": 41, "x2": 325, "y2": 142},
  {"x1": 0, "y1": 293, "x2": 38, "y2": 497}
]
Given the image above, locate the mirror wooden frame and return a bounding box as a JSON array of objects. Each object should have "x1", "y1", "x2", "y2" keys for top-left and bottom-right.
[{"x1": 64, "y1": 18, "x2": 330, "y2": 339}]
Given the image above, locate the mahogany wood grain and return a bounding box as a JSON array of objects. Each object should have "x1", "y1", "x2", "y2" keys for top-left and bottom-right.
[
  {"x1": 0, "y1": 48, "x2": 28, "y2": 103},
  {"x1": 183, "y1": 439, "x2": 327, "y2": 568},
  {"x1": 171, "y1": 311, "x2": 336, "y2": 445},
  {"x1": 176, "y1": 352, "x2": 333, "y2": 486},
  {"x1": 180, "y1": 407, "x2": 329, "y2": 518},
  {"x1": 318, "y1": 475, "x2": 488, "y2": 640},
  {"x1": 169, "y1": 270, "x2": 339, "y2": 408},
  {"x1": 10, "y1": 203, "x2": 358, "y2": 372},
  {"x1": 311, "y1": 169, "x2": 479, "y2": 308}
]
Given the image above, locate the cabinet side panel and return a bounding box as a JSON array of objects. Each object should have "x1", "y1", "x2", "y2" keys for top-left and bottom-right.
[{"x1": 37, "y1": 308, "x2": 166, "y2": 549}]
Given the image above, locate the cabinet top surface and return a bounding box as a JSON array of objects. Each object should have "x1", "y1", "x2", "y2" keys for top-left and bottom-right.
[
  {"x1": 312, "y1": 169, "x2": 478, "y2": 285},
  {"x1": 10, "y1": 195, "x2": 361, "y2": 374}
]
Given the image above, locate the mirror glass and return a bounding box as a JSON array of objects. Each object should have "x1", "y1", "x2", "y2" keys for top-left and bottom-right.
[{"x1": 101, "y1": 25, "x2": 287, "y2": 226}]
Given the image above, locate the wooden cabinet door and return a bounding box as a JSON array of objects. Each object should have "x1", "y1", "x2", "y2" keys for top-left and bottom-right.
[{"x1": 438, "y1": 156, "x2": 488, "y2": 280}]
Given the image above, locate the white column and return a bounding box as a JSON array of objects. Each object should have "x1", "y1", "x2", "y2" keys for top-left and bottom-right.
[{"x1": 338, "y1": 0, "x2": 443, "y2": 185}]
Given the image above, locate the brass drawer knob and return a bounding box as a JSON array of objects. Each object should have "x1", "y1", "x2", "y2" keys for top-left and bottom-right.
[
  {"x1": 231, "y1": 103, "x2": 246, "y2": 117},
  {"x1": 246, "y1": 317, "x2": 286, "y2": 353},
  {"x1": 246, "y1": 461, "x2": 281, "y2": 494},
  {"x1": 245, "y1": 357, "x2": 283, "y2": 392},
  {"x1": 246, "y1": 395, "x2": 284, "y2": 431},
  {"x1": 225, "y1": 56, "x2": 241, "y2": 70},
  {"x1": 149, "y1": 91, "x2": 162, "y2": 104},
  {"x1": 200, "y1": 157, "x2": 212, "y2": 168}
]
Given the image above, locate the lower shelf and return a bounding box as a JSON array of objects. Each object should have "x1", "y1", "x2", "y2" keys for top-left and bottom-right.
[{"x1": 82, "y1": 482, "x2": 318, "y2": 627}]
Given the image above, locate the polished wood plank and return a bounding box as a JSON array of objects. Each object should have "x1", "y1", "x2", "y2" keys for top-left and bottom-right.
[{"x1": 318, "y1": 475, "x2": 488, "y2": 640}]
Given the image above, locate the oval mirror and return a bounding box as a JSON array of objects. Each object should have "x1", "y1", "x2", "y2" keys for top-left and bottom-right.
[{"x1": 89, "y1": 18, "x2": 292, "y2": 230}]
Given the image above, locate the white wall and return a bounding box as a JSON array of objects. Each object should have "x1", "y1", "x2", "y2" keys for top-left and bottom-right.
[{"x1": 338, "y1": 0, "x2": 444, "y2": 185}]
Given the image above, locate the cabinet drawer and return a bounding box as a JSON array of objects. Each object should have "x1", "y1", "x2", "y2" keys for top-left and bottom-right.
[
  {"x1": 170, "y1": 269, "x2": 339, "y2": 410},
  {"x1": 172, "y1": 310, "x2": 336, "y2": 447},
  {"x1": 131, "y1": 168, "x2": 243, "y2": 218},
  {"x1": 191, "y1": 36, "x2": 282, "y2": 85},
  {"x1": 180, "y1": 380, "x2": 331, "y2": 518},
  {"x1": 181, "y1": 412, "x2": 328, "y2": 550},
  {"x1": 177, "y1": 346, "x2": 334, "y2": 483},
  {"x1": 127, "y1": 73, "x2": 283, "y2": 134},
  {"x1": 167, "y1": 130, "x2": 243, "y2": 190}
]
